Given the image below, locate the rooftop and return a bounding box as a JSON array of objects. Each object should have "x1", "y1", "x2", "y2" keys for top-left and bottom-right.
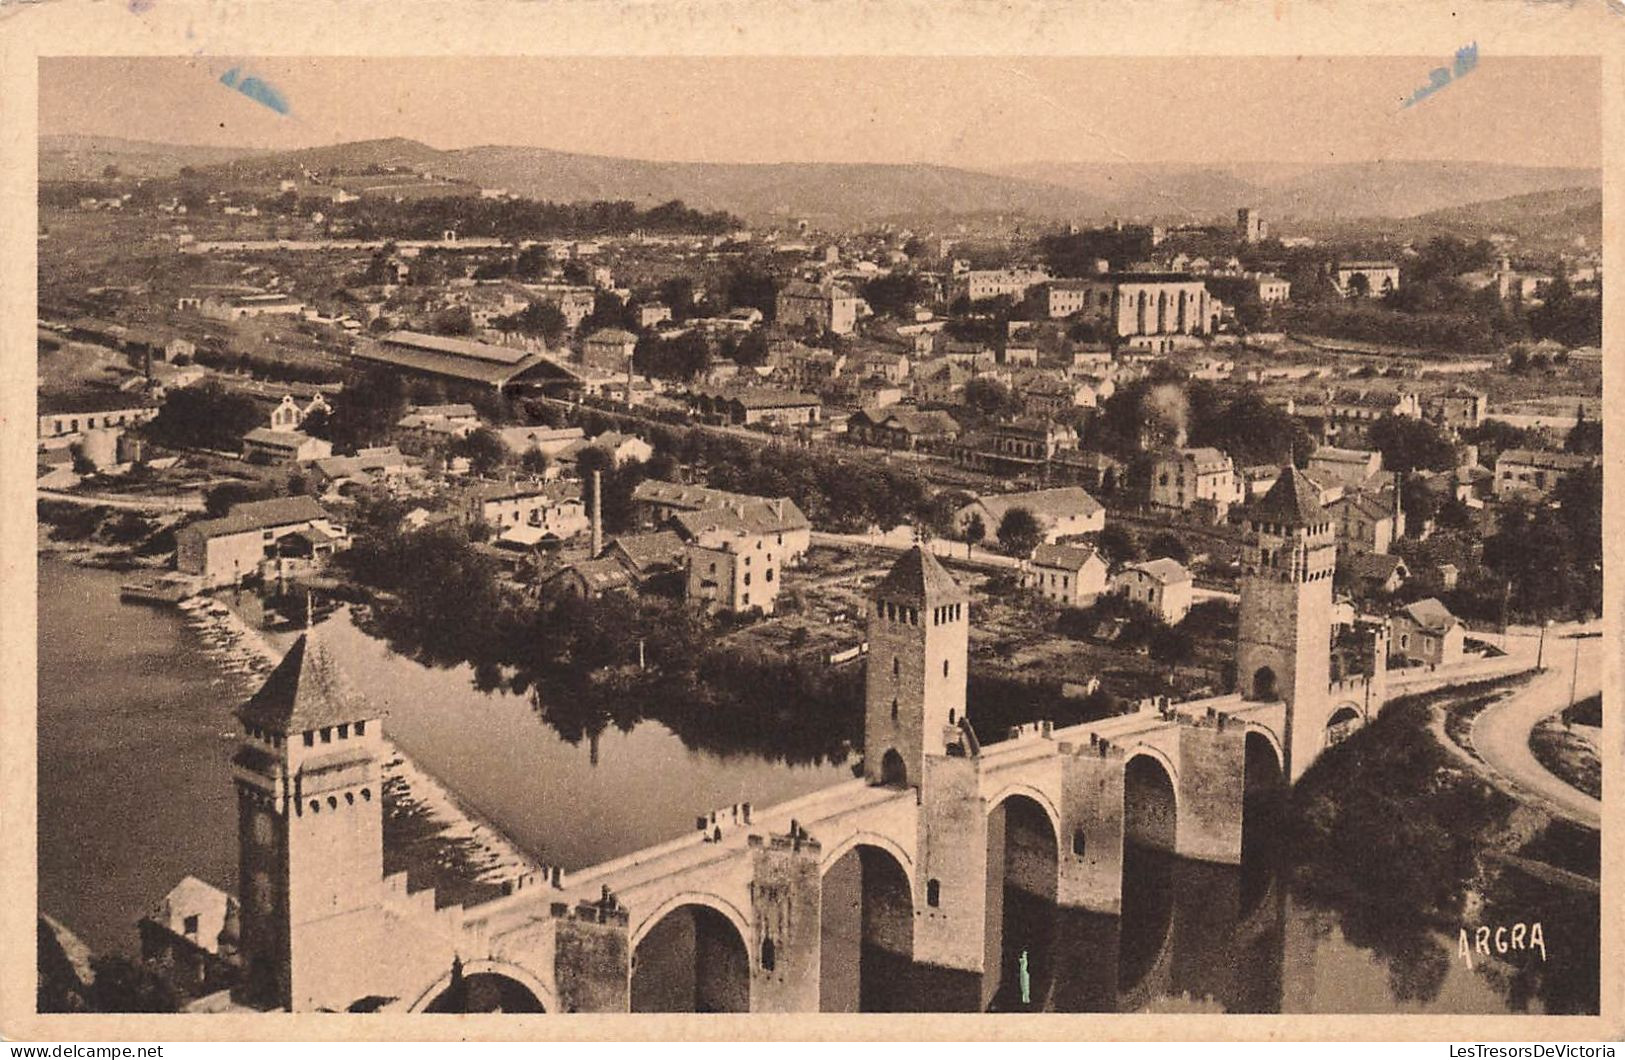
[
  {"x1": 182, "y1": 496, "x2": 330, "y2": 541},
  {"x1": 1030, "y1": 542, "x2": 1103, "y2": 571},
  {"x1": 1124, "y1": 557, "x2": 1192, "y2": 584},
  {"x1": 1251, "y1": 465, "x2": 1328, "y2": 527},
  {"x1": 975, "y1": 486, "x2": 1103, "y2": 522},
  {"x1": 873, "y1": 545, "x2": 967, "y2": 605},
  {"x1": 237, "y1": 629, "x2": 380, "y2": 734}
]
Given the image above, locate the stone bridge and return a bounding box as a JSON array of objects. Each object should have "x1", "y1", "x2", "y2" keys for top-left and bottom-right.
[
  {"x1": 360, "y1": 676, "x2": 1377, "y2": 1015},
  {"x1": 229, "y1": 469, "x2": 1414, "y2": 1014}
]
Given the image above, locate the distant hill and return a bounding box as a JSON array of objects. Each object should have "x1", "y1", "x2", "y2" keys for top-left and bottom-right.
[
  {"x1": 39, "y1": 135, "x2": 271, "y2": 180},
  {"x1": 1409, "y1": 186, "x2": 1601, "y2": 236},
  {"x1": 988, "y1": 159, "x2": 1601, "y2": 223},
  {"x1": 40, "y1": 134, "x2": 1602, "y2": 229}
]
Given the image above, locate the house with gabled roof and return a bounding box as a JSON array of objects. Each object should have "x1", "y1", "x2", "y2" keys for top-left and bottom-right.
[
  {"x1": 1390, "y1": 597, "x2": 1465, "y2": 668},
  {"x1": 1024, "y1": 542, "x2": 1108, "y2": 607}
]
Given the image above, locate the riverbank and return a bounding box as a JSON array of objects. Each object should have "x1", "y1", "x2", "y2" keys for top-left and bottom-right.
[
  {"x1": 1287, "y1": 675, "x2": 1599, "y2": 1014},
  {"x1": 184, "y1": 596, "x2": 541, "y2": 903}
]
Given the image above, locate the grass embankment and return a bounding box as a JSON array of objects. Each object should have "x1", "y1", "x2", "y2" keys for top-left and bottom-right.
[
  {"x1": 1286, "y1": 675, "x2": 1599, "y2": 1014},
  {"x1": 1528, "y1": 718, "x2": 1602, "y2": 800}
]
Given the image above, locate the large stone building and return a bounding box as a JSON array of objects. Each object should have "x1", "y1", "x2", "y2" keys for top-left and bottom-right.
[
  {"x1": 1331, "y1": 261, "x2": 1400, "y2": 298},
  {"x1": 1039, "y1": 273, "x2": 1216, "y2": 342},
  {"x1": 776, "y1": 280, "x2": 862, "y2": 336},
  {"x1": 953, "y1": 486, "x2": 1105, "y2": 544},
  {"x1": 1148, "y1": 447, "x2": 1239, "y2": 518},
  {"x1": 175, "y1": 497, "x2": 348, "y2": 589},
  {"x1": 1493, "y1": 449, "x2": 1598, "y2": 501}
]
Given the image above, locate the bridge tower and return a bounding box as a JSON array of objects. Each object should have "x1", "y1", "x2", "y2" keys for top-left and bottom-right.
[
  {"x1": 863, "y1": 545, "x2": 969, "y2": 788},
  {"x1": 1236, "y1": 465, "x2": 1336, "y2": 782},
  {"x1": 232, "y1": 626, "x2": 386, "y2": 1011}
]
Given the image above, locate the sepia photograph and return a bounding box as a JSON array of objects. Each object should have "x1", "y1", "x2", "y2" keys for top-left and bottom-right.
[{"x1": 4, "y1": 6, "x2": 1617, "y2": 1040}]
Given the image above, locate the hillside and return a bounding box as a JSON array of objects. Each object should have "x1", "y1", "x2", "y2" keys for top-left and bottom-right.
[
  {"x1": 988, "y1": 159, "x2": 1600, "y2": 222},
  {"x1": 38, "y1": 135, "x2": 271, "y2": 180},
  {"x1": 39, "y1": 134, "x2": 1603, "y2": 229}
]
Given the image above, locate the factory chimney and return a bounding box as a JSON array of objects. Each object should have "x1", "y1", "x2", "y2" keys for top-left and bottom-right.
[{"x1": 591, "y1": 469, "x2": 604, "y2": 558}]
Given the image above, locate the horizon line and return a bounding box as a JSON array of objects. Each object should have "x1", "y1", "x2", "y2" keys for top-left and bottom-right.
[{"x1": 37, "y1": 132, "x2": 1604, "y2": 174}]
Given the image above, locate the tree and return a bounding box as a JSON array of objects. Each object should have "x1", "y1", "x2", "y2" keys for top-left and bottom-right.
[
  {"x1": 1345, "y1": 272, "x2": 1371, "y2": 298},
  {"x1": 964, "y1": 512, "x2": 986, "y2": 549},
  {"x1": 1145, "y1": 531, "x2": 1190, "y2": 564},
  {"x1": 860, "y1": 271, "x2": 928, "y2": 319},
  {"x1": 203, "y1": 480, "x2": 275, "y2": 517},
  {"x1": 1399, "y1": 477, "x2": 1440, "y2": 534},
  {"x1": 1367, "y1": 415, "x2": 1456, "y2": 475},
  {"x1": 963, "y1": 376, "x2": 1020, "y2": 419},
  {"x1": 327, "y1": 366, "x2": 408, "y2": 450},
  {"x1": 1565, "y1": 410, "x2": 1602, "y2": 455},
  {"x1": 494, "y1": 301, "x2": 568, "y2": 346},
  {"x1": 519, "y1": 445, "x2": 550, "y2": 475},
  {"x1": 87, "y1": 957, "x2": 178, "y2": 1013},
  {"x1": 1096, "y1": 524, "x2": 1140, "y2": 566},
  {"x1": 996, "y1": 506, "x2": 1043, "y2": 555},
  {"x1": 457, "y1": 427, "x2": 511, "y2": 478},
  {"x1": 145, "y1": 382, "x2": 266, "y2": 452}
]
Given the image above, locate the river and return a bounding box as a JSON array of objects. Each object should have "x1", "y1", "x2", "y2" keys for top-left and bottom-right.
[{"x1": 36, "y1": 558, "x2": 1595, "y2": 1013}]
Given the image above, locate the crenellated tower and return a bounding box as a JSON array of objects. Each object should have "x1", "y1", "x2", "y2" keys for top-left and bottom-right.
[
  {"x1": 232, "y1": 626, "x2": 385, "y2": 1011},
  {"x1": 1236, "y1": 465, "x2": 1336, "y2": 781},
  {"x1": 863, "y1": 546, "x2": 969, "y2": 788}
]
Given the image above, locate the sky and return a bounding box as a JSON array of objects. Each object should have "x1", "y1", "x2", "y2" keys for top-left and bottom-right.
[{"x1": 39, "y1": 55, "x2": 1601, "y2": 169}]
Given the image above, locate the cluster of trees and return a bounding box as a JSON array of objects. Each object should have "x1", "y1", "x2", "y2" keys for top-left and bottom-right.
[
  {"x1": 1038, "y1": 228, "x2": 1157, "y2": 276},
  {"x1": 1481, "y1": 467, "x2": 1603, "y2": 620},
  {"x1": 317, "y1": 196, "x2": 741, "y2": 241},
  {"x1": 859, "y1": 271, "x2": 932, "y2": 318},
  {"x1": 1274, "y1": 302, "x2": 1503, "y2": 354},
  {"x1": 632, "y1": 330, "x2": 711, "y2": 382},
  {"x1": 144, "y1": 382, "x2": 264, "y2": 451}
]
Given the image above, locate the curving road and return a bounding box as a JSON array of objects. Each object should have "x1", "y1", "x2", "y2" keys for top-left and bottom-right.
[{"x1": 1471, "y1": 625, "x2": 1602, "y2": 828}]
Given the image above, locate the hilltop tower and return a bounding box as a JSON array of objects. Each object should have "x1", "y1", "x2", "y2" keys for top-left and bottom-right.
[
  {"x1": 1236, "y1": 466, "x2": 1336, "y2": 781},
  {"x1": 863, "y1": 546, "x2": 969, "y2": 788},
  {"x1": 232, "y1": 628, "x2": 385, "y2": 1011}
]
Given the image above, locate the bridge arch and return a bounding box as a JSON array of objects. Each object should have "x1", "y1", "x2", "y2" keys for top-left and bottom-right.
[
  {"x1": 1324, "y1": 703, "x2": 1364, "y2": 749},
  {"x1": 820, "y1": 830, "x2": 916, "y2": 893},
  {"x1": 985, "y1": 791, "x2": 1061, "y2": 1008},
  {"x1": 1122, "y1": 747, "x2": 1179, "y2": 853},
  {"x1": 407, "y1": 958, "x2": 555, "y2": 1014},
  {"x1": 630, "y1": 893, "x2": 753, "y2": 1013},
  {"x1": 820, "y1": 840, "x2": 915, "y2": 1011},
  {"x1": 985, "y1": 783, "x2": 1063, "y2": 842}
]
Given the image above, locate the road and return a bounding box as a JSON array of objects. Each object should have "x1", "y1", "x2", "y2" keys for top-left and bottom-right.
[
  {"x1": 37, "y1": 488, "x2": 205, "y2": 513},
  {"x1": 1471, "y1": 625, "x2": 1602, "y2": 828}
]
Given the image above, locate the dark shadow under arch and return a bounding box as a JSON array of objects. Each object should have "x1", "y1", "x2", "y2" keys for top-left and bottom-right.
[
  {"x1": 631, "y1": 903, "x2": 750, "y2": 1012},
  {"x1": 820, "y1": 843, "x2": 914, "y2": 1012}
]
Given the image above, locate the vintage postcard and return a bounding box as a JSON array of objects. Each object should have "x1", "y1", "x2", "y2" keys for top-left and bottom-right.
[{"x1": 0, "y1": 0, "x2": 1619, "y2": 1042}]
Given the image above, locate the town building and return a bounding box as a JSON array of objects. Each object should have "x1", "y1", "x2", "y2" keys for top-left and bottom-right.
[
  {"x1": 1327, "y1": 485, "x2": 1403, "y2": 556},
  {"x1": 601, "y1": 530, "x2": 689, "y2": 592},
  {"x1": 542, "y1": 558, "x2": 635, "y2": 602},
  {"x1": 496, "y1": 425, "x2": 586, "y2": 460},
  {"x1": 174, "y1": 496, "x2": 348, "y2": 589},
  {"x1": 37, "y1": 392, "x2": 160, "y2": 444},
  {"x1": 581, "y1": 329, "x2": 639, "y2": 372},
  {"x1": 1422, "y1": 386, "x2": 1487, "y2": 430},
  {"x1": 1493, "y1": 449, "x2": 1598, "y2": 501},
  {"x1": 267, "y1": 392, "x2": 333, "y2": 433},
  {"x1": 1341, "y1": 551, "x2": 1410, "y2": 597},
  {"x1": 1306, "y1": 446, "x2": 1383, "y2": 491},
  {"x1": 684, "y1": 521, "x2": 783, "y2": 615},
  {"x1": 138, "y1": 877, "x2": 236, "y2": 999},
  {"x1": 193, "y1": 289, "x2": 307, "y2": 321},
  {"x1": 241, "y1": 429, "x2": 333, "y2": 466},
  {"x1": 949, "y1": 418, "x2": 1078, "y2": 475},
  {"x1": 522, "y1": 284, "x2": 597, "y2": 329},
  {"x1": 631, "y1": 480, "x2": 811, "y2": 562},
  {"x1": 1020, "y1": 375, "x2": 1097, "y2": 418},
  {"x1": 1111, "y1": 558, "x2": 1194, "y2": 624},
  {"x1": 846, "y1": 407, "x2": 961, "y2": 451},
  {"x1": 396, "y1": 403, "x2": 481, "y2": 439},
  {"x1": 691, "y1": 387, "x2": 822, "y2": 428},
  {"x1": 310, "y1": 447, "x2": 413, "y2": 494},
  {"x1": 1331, "y1": 261, "x2": 1400, "y2": 298},
  {"x1": 1024, "y1": 542, "x2": 1109, "y2": 607},
  {"x1": 776, "y1": 280, "x2": 862, "y2": 335},
  {"x1": 951, "y1": 267, "x2": 1052, "y2": 305},
  {"x1": 1149, "y1": 447, "x2": 1240, "y2": 518},
  {"x1": 953, "y1": 486, "x2": 1105, "y2": 544},
  {"x1": 636, "y1": 303, "x2": 673, "y2": 329},
  {"x1": 771, "y1": 344, "x2": 846, "y2": 390},
  {"x1": 1389, "y1": 598, "x2": 1465, "y2": 668},
  {"x1": 355, "y1": 331, "x2": 582, "y2": 392},
  {"x1": 463, "y1": 480, "x2": 586, "y2": 538}
]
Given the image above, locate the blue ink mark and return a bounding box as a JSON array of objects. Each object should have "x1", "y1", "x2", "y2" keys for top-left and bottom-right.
[
  {"x1": 1402, "y1": 42, "x2": 1477, "y2": 109},
  {"x1": 128, "y1": 0, "x2": 157, "y2": 13},
  {"x1": 1018, "y1": 949, "x2": 1031, "y2": 1005},
  {"x1": 219, "y1": 66, "x2": 289, "y2": 116}
]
